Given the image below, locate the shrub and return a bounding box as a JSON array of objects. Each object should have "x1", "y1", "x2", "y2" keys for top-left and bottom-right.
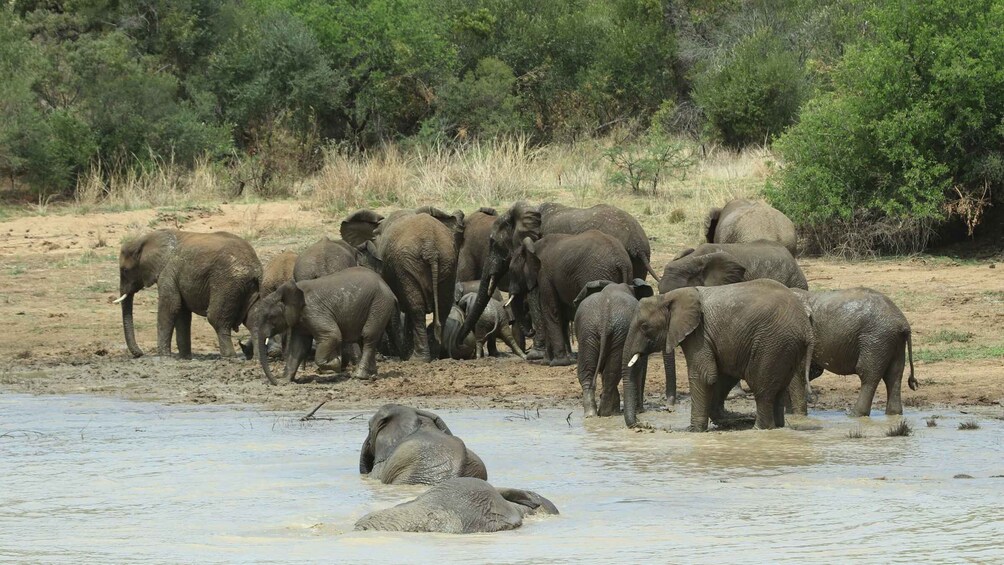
[{"x1": 433, "y1": 57, "x2": 526, "y2": 139}]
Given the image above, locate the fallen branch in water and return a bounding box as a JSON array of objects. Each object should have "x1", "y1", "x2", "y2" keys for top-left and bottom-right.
[{"x1": 301, "y1": 399, "x2": 329, "y2": 421}]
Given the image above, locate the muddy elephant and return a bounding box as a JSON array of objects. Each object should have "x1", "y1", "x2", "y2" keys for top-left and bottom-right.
[
  {"x1": 240, "y1": 251, "x2": 297, "y2": 359},
  {"x1": 293, "y1": 236, "x2": 360, "y2": 282},
  {"x1": 115, "y1": 229, "x2": 262, "y2": 359},
  {"x1": 454, "y1": 280, "x2": 502, "y2": 303},
  {"x1": 624, "y1": 279, "x2": 813, "y2": 430},
  {"x1": 573, "y1": 279, "x2": 654, "y2": 417},
  {"x1": 508, "y1": 230, "x2": 632, "y2": 366},
  {"x1": 355, "y1": 477, "x2": 558, "y2": 533},
  {"x1": 789, "y1": 288, "x2": 918, "y2": 417},
  {"x1": 705, "y1": 199, "x2": 797, "y2": 256},
  {"x1": 254, "y1": 267, "x2": 396, "y2": 384},
  {"x1": 359, "y1": 404, "x2": 487, "y2": 485},
  {"x1": 455, "y1": 201, "x2": 656, "y2": 355},
  {"x1": 456, "y1": 207, "x2": 500, "y2": 282},
  {"x1": 342, "y1": 207, "x2": 462, "y2": 361}
]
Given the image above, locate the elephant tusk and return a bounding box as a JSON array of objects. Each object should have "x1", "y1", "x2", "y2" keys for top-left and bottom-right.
[
  {"x1": 503, "y1": 294, "x2": 514, "y2": 308},
  {"x1": 113, "y1": 294, "x2": 128, "y2": 304},
  {"x1": 627, "y1": 353, "x2": 640, "y2": 368}
]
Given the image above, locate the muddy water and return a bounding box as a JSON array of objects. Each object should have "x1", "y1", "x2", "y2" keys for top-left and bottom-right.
[{"x1": 1, "y1": 395, "x2": 1002, "y2": 563}]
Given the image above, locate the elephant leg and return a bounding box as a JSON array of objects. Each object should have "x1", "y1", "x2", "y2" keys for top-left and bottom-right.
[
  {"x1": 577, "y1": 347, "x2": 599, "y2": 417},
  {"x1": 487, "y1": 337, "x2": 499, "y2": 357},
  {"x1": 851, "y1": 372, "x2": 881, "y2": 417},
  {"x1": 527, "y1": 291, "x2": 546, "y2": 360},
  {"x1": 175, "y1": 309, "x2": 193, "y2": 360},
  {"x1": 687, "y1": 352, "x2": 718, "y2": 432},
  {"x1": 285, "y1": 333, "x2": 313, "y2": 383},
  {"x1": 156, "y1": 290, "x2": 180, "y2": 357},
  {"x1": 406, "y1": 306, "x2": 431, "y2": 361},
  {"x1": 314, "y1": 328, "x2": 344, "y2": 374},
  {"x1": 753, "y1": 391, "x2": 778, "y2": 430},
  {"x1": 772, "y1": 389, "x2": 786, "y2": 428},
  {"x1": 542, "y1": 291, "x2": 572, "y2": 366},
  {"x1": 708, "y1": 376, "x2": 736, "y2": 425},
  {"x1": 787, "y1": 371, "x2": 808, "y2": 415},
  {"x1": 476, "y1": 339, "x2": 485, "y2": 359},
  {"x1": 353, "y1": 335, "x2": 379, "y2": 380},
  {"x1": 882, "y1": 349, "x2": 907, "y2": 415},
  {"x1": 598, "y1": 349, "x2": 623, "y2": 417},
  {"x1": 662, "y1": 348, "x2": 677, "y2": 406}
]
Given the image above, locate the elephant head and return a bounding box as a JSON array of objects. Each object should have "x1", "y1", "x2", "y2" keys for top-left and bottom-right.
[
  {"x1": 503, "y1": 236, "x2": 542, "y2": 339},
  {"x1": 623, "y1": 289, "x2": 702, "y2": 426},
  {"x1": 496, "y1": 487, "x2": 561, "y2": 517},
  {"x1": 658, "y1": 251, "x2": 747, "y2": 293},
  {"x1": 341, "y1": 207, "x2": 464, "y2": 271},
  {"x1": 704, "y1": 207, "x2": 723, "y2": 244},
  {"x1": 572, "y1": 278, "x2": 654, "y2": 308},
  {"x1": 254, "y1": 281, "x2": 306, "y2": 385},
  {"x1": 115, "y1": 230, "x2": 179, "y2": 357},
  {"x1": 359, "y1": 404, "x2": 453, "y2": 474},
  {"x1": 452, "y1": 202, "x2": 541, "y2": 353}
]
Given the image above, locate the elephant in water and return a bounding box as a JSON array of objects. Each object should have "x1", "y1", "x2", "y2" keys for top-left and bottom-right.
[
  {"x1": 355, "y1": 477, "x2": 559, "y2": 533},
  {"x1": 705, "y1": 198, "x2": 798, "y2": 256},
  {"x1": 360, "y1": 404, "x2": 487, "y2": 485}
]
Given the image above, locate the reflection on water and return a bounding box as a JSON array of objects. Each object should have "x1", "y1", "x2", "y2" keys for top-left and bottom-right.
[{"x1": 1, "y1": 394, "x2": 1002, "y2": 563}]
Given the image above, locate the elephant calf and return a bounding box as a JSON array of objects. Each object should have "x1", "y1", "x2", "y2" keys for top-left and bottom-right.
[
  {"x1": 790, "y1": 288, "x2": 918, "y2": 417},
  {"x1": 355, "y1": 477, "x2": 559, "y2": 534},
  {"x1": 360, "y1": 404, "x2": 487, "y2": 485},
  {"x1": 254, "y1": 267, "x2": 397, "y2": 384},
  {"x1": 573, "y1": 279, "x2": 653, "y2": 417}
]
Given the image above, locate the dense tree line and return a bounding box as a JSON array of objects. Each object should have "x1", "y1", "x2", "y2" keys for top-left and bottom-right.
[{"x1": 1, "y1": 0, "x2": 1002, "y2": 247}]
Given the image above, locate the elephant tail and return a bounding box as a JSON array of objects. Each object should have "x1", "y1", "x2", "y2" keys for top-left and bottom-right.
[
  {"x1": 594, "y1": 327, "x2": 610, "y2": 384},
  {"x1": 430, "y1": 257, "x2": 443, "y2": 343},
  {"x1": 905, "y1": 329, "x2": 918, "y2": 391}
]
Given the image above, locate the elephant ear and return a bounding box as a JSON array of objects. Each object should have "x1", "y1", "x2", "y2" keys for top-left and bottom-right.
[
  {"x1": 702, "y1": 253, "x2": 747, "y2": 286},
  {"x1": 573, "y1": 280, "x2": 614, "y2": 308},
  {"x1": 477, "y1": 206, "x2": 497, "y2": 216},
  {"x1": 277, "y1": 281, "x2": 306, "y2": 330},
  {"x1": 510, "y1": 201, "x2": 542, "y2": 245},
  {"x1": 414, "y1": 408, "x2": 453, "y2": 435},
  {"x1": 418, "y1": 206, "x2": 465, "y2": 233},
  {"x1": 704, "y1": 207, "x2": 722, "y2": 243},
  {"x1": 664, "y1": 288, "x2": 702, "y2": 348},
  {"x1": 520, "y1": 237, "x2": 541, "y2": 291},
  {"x1": 629, "y1": 278, "x2": 654, "y2": 300},
  {"x1": 340, "y1": 210, "x2": 383, "y2": 246},
  {"x1": 672, "y1": 247, "x2": 696, "y2": 261}
]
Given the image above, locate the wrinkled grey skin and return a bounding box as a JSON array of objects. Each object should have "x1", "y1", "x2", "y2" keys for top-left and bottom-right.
[
  {"x1": 455, "y1": 201, "x2": 657, "y2": 357},
  {"x1": 441, "y1": 293, "x2": 524, "y2": 360},
  {"x1": 789, "y1": 288, "x2": 918, "y2": 417},
  {"x1": 342, "y1": 207, "x2": 462, "y2": 361},
  {"x1": 573, "y1": 279, "x2": 654, "y2": 417},
  {"x1": 359, "y1": 405, "x2": 487, "y2": 485},
  {"x1": 454, "y1": 280, "x2": 502, "y2": 303},
  {"x1": 292, "y1": 237, "x2": 360, "y2": 282},
  {"x1": 623, "y1": 279, "x2": 813, "y2": 430},
  {"x1": 254, "y1": 267, "x2": 396, "y2": 384},
  {"x1": 117, "y1": 229, "x2": 262, "y2": 359},
  {"x1": 705, "y1": 199, "x2": 798, "y2": 256},
  {"x1": 241, "y1": 251, "x2": 297, "y2": 360},
  {"x1": 508, "y1": 230, "x2": 632, "y2": 366},
  {"x1": 658, "y1": 241, "x2": 809, "y2": 403},
  {"x1": 456, "y1": 208, "x2": 500, "y2": 282},
  {"x1": 355, "y1": 477, "x2": 559, "y2": 533},
  {"x1": 440, "y1": 305, "x2": 477, "y2": 359}
]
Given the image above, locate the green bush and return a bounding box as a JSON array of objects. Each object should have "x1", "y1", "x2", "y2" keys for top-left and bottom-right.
[
  {"x1": 693, "y1": 29, "x2": 808, "y2": 148},
  {"x1": 767, "y1": 0, "x2": 1004, "y2": 248},
  {"x1": 433, "y1": 57, "x2": 525, "y2": 139}
]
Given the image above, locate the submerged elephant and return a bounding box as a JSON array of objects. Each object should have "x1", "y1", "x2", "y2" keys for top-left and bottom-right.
[
  {"x1": 624, "y1": 279, "x2": 813, "y2": 431},
  {"x1": 355, "y1": 477, "x2": 559, "y2": 533},
  {"x1": 573, "y1": 279, "x2": 654, "y2": 417},
  {"x1": 254, "y1": 267, "x2": 397, "y2": 384},
  {"x1": 360, "y1": 404, "x2": 487, "y2": 485},
  {"x1": 508, "y1": 230, "x2": 632, "y2": 365},
  {"x1": 342, "y1": 207, "x2": 462, "y2": 360},
  {"x1": 115, "y1": 229, "x2": 262, "y2": 358},
  {"x1": 455, "y1": 201, "x2": 656, "y2": 355},
  {"x1": 790, "y1": 288, "x2": 918, "y2": 417},
  {"x1": 705, "y1": 199, "x2": 797, "y2": 256}
]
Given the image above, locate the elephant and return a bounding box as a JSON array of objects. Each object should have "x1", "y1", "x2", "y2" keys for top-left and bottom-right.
[
  {"x1": 293, "y1": 236, "x2": 360, "y2": 282},
  {"x1": 573, "y1": 279, "x2": 654, "y2": 417},
  {"x1": 507, "y1": 230, "x2": 632, "y2": 366},
  {"x1": 342, "y1": 207, "x2": 462, "y2": 361},
  {"x1": 240, "y1": 250, "x2": 297, "y2": 360},
  {"x1": 705, "y1": 198, "x2": 798, "y2": 256},
  {"x1": 454, "y1": 280, "x2": 502, "y2": 303},
  {"x1": 455, "y1": 201, "x2": 657, "y2": 356},
  {"x1": 456, "y1": 207, "x2": 499, "y2": 282},
  {"x1": 115, "y1": 229, "x2": 262, "y2": 359},
  {"x1": 254, "y1": 267, "x2": 397, "y2": 384},
  {"x1": 359, "y1": 404, "x2": 487, "y2": 485},
  {"x1": 789, "y1": 288, "x2": 918, "y2": 417},
  {"x1": 624, "y1": 279, "x2": 813, "y2": 431},
  {"x1": 440, "y1": 305, "x2": 477, "y2": 359},
  {"x1": 355, "y1": 477, "x2": 559, "y2": 533}
]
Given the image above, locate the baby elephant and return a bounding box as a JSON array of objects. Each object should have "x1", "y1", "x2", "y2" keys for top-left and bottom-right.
[
  {"x1": 360, "y1": 404, "x2": 487, "y2": 485},
  {"x1": 573, "y1": 279, "x2": 654, "y2": 417},
  {"x1": 254, "y1": 267, "x2": 397, "y2": 384},
  {"x1": 355, "y1": 477, "x2": 559, "y2": 533},
  {"x1": 790, "y1": 288, "x2": 918, "y2": 416}
]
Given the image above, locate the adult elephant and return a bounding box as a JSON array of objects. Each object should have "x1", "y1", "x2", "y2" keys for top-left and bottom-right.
[
  {"x1": 355, "y1": 477, "x2": 559, "y2": 533},
  {"x1": 455, "y1": 201, "x2": 655, "y2": 354},
  {"x1": 789, "y1": 288, "x2": 918, "y2": 417},
  {"x1": 359, "y1": 404, "x2": 487, "y2": 485},
  {"x1": 342, "y1": 207, "x2": 463, "y2": 360},
  {"x1": 705, "y1": 198, "x2": 797, "y2": 256},
  {"x1": 508, "y1": 230, "x2": 632, "y2": 365},
  {"x1": 293, "y1": 236, "x2": 360, "y2": 282},
  {"x1": 657, "y1": 241, "x2": 809, "y2": 404},
  {"x1": 456, "y1": 207, "x2": 499, "y2": 282},
  {"x1": 624, "y1": 279, "x2": 812, "y2": 430},
  {"x1": 114, "y1": 229, "x2": 261, "y2": 359}
]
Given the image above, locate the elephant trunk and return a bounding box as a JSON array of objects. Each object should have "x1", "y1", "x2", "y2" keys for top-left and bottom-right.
[
  {"x1": 121, "y1": 293, "x2": 144, "y2": 358},
  {"x1": 454, "y1": 273, "x2": 498, "y2": 352},
  {"x1": 623, "y1": 354, "x2": 645, "y2": 427},
  {"x1": 663, "y1": 348, "x2": 677, "y2": 405},
  {"x1": 257, "y1": 325, "x2": 277, "y2": 385}
]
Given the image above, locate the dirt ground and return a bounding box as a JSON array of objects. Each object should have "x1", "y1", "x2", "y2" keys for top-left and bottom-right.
[{"x1": 1, "y1": 201, "x2": 1002, "y2": 416}]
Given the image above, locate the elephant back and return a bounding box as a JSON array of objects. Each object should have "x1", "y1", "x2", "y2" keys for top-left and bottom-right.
[
  {"x1": 374, "y1": 429, "x2": 486, "y2": 485},
  {"x1": 541, "y1": 203, "x2": 652, "y2": 262},
  {"x1": 713, "y1": 199, "x2": 797, "y2": 255}
]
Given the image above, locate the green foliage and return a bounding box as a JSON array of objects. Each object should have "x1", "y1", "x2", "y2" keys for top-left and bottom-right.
[
  {"x1": 769, "y1": 0, "x2": 1004, "y2": 238},
  {"x1": 605, "y1": 120, "x2": 694, "y2": 195},
  {"x1": 693, "y1": 29, "x2": 808, "y2": 148},
  {"x1": 433, "y1": 57, "x2": 525, "y2": 139}
]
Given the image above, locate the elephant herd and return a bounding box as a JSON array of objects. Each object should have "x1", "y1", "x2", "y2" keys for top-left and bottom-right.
[{"x1": 114, "y1": 198, "x2": 918, "y2": 430}]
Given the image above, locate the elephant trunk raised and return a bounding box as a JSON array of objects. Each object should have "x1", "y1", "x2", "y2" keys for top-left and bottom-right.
[
  {"x1": 119, "y1": 293, "x2": 144, "y2": 358},
  {"x1": 257, "y1": 323, "x2": 277, "y2": 385}
]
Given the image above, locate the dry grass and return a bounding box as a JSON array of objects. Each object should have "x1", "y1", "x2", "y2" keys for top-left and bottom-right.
[
  {"x1": 885, "y1": 420, "x2": 913, "y2": 437},
  {"x1": 958, "y1": 419, "x2": 980, "y2": 430}
]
